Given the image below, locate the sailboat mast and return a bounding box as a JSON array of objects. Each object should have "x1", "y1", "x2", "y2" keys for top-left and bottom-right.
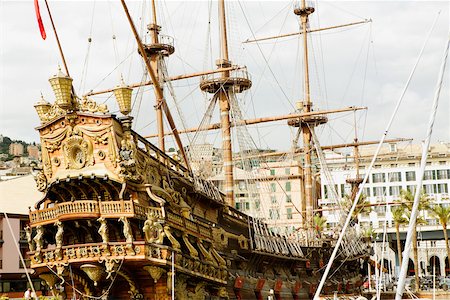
[
  {"x1": 148, "y1": 0, "x2": 165, "y2": 151},
  {"x1": 218, "y1": 0, "x2": 234, "y2": 206},
  {"x1": 295, "y1": 0, "x2": 316, "y2": 227}
]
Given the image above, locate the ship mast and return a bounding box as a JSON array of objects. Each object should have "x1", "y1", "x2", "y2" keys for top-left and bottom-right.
[
  {"x1": 294, "y1": 0, "x2": 320, "y2": 228},
  {"x1": 199, "y1": 0, "x2": 252, "y2": 206},
  {"x1": 147, "y1": 0, "x2": 167, "y2": 151},
  {"x1": 218, "y1": 0, "x2": 234, "y2": 206}
]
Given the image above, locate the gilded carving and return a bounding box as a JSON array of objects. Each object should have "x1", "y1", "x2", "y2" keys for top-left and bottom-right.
[
  {"x1": 119, "y1": 217, "x2": 135, "y2": 255},
  {"x1": 33, "y1": 225, "x2": 44, "y2": 262},
  {"x1": 62, "y1": 134, "x2": 94, "y2": 170},
  {"x1": 197, "y1": 240, "x2": 215, "y2": 266},
  {"x1": 34, "y1": 170, "x2": 48, "y2": 192},
  {"x1": 143, "y1": 266, "x2": 165, "y2": 283},
  {"x1": 188, "y1": 282, "x2": 207, "y2": 300},
  {"x1": 99, "y1": 257, "x2": 120, "y2": 279},
  {"x1": 55, "y1": 221, "x2": 64, "y2": 259},
  {"x1": 97, "y1": 217, "x2": 109, "y2": 243},
  {"x1": 163, "y1": 226, "x2": 180, "y2": 251},
  {"x1": 77, "y1": 96, "x2": 109, "y2": 114},
  {"x1": 143, "y1": 212, "x2": 165, "y2": 244},
  {"x1": 24, "y1": 225, "x2": 35, "y2": 251},
  {"x1": 182, "y1": 233, "x2": 199, "y2": 259},
  {"x1": 118, "y1": 131, "x2": 141, "y2": 182},
  {"x1": 217, "y1": 287, "x2": 229, "y2": 299}
]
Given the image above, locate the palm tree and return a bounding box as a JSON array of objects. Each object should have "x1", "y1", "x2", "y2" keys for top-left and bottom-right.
[
  {"x1": 400, "y1": 189, "x2": 430, "y2": 291},
  {"x1": 391, "y1": 206, "x2": 407, "y2": 268},
  {"x1": 429, "y1": 204, "x2": 450, "y2": 276},
  {"x1": 313, "y1": 213, "x2": 327, "y2": 237},
  {"x1": 342, "y1": 193, "x2": 371, "y2": 224}
]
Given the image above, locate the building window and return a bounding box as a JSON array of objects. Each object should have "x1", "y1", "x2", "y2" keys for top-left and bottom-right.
[
  {"x1": 372, "y1": 173, "x2": 385, "y2": 183},
  {"x1": 254, "y1": 200, "x2": 260, "y2": 209},
  {"x1": 285, "y1": 181, "x2": 291, "y2": 192},
  {"x1": 245, "y1": 202, "x2": 250, "y2": 210},
  {"x1": 287, "y1": 208, "x2": 293, "y2": 219},
  {"x1": 407, "y1": 185, "x2": 416, "y2": 194},
  {"x1": 285, "y1": 168, "x2": 290, "y2": 175},
  {"x1": 389, "y1": 172, "x2": 402, "y2": 182},
  {"x1": 423, "y1": 184, "x2": 435, "y2": 194},
  {"x1": 408, "y1": 163, "x2": 416, "y2": 167},
  {"x1": 363, "y1": 187, "x2": 371, "y2": 197},
  {"x1": 340, "y1": 184, "x2": 346, "y2": 197},
  {"x1": 271, "y1": 183, "x2": 276, "y2": 192},
  {"x1": 439, "y1": 161, "x2": 447, "y2": 165},
  {"x1": 437, "y1": 170, "x2": 449, "y2": 180},
  {"x1": 389, "y1": 143, "x2": 397, "y2": 152},
  {"x1": 286, "y1": 194, "x2": 292, "y2": 203},
  {"x1": 271, "y1": 196, "x2": 277, "y2": 204},
  {"x1": 406, "y1": 171, "x2": 416, "y2": 181},
  {"x1": 235, "y1": 202, "x2": 241, "y2": 210},
  {"x1": 324, "y1": 185, "x2": 329, "y2": 198},
  {"x1": 389, "y1": 186, "x2": 401, "y2": 196},
  {"x1": 270, "y1": 169, "x2": 275, "y2": 176},
  {"x1": 373, "y1": 186, "x2": 386, "y2": 197},
  {"x1": 239, "y1": 181, "x2": 246, "y2": 190},
  {"x1": 431, "y1": 241, "x2": 437, "y2": 247},
  {"x1": 437, "y1": 183, "x2": 448, "y2": 194},
  {"x1": 423, "y1": 170, "x2": 435, "y2": 180},
  {"x1": 270, "y1": 209, "x2": 280, "y2": 220}
]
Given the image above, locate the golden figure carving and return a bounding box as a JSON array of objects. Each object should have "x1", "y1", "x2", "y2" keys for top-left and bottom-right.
[
  {"x1": 33, "y1": 225, "x2": 44, "y2": 262},
  {"x1": 118, "y1": 130, "x2": 141, "y2": 182},
  {"x1": 143, "y1": 212, "x2": 165, "y2": 244},
  {"x1": 55, "y1": 221, "x2": 64, "y2": 259},
  {"x1": 24, "y1": 225, "x2": 35, "y2": 251},
  {"x1": 97, "y1": 217, "x2": 109, "y2": 243},
  {"x1": 119, "y1": 216, "x2": 135, "y2": 255}
]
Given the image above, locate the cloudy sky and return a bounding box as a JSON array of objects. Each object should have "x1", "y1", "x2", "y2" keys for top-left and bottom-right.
[{"x1": 0, "y1": 1, "x2": 449, "y2": 153}]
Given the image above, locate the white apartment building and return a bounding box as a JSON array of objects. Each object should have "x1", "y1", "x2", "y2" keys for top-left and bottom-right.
[{"x1": 320, "y1": 142, "x2": 450, "y2": 277}]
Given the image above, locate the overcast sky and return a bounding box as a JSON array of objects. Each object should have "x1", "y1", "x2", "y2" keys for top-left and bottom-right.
[{"x1": 0, "y1": 1, "x2": 449, "y2": 153}]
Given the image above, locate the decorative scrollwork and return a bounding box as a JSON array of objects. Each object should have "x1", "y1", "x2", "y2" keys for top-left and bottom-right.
[
  {"x1": 143, "y1": 212, "x2": 165, "y2": 244},
  {"x1": 34, "y1": 170, "x2": 48, "y2": 192},
  {"x1": 62, "y1": 133, "x2": 94, "y2": 169},
  {"x1": 77, "y1": 96, "x2": 109, "y2": 114}
]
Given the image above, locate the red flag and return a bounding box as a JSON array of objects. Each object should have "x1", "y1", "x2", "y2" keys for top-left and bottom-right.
[{"x1": 34, "y1": 0, "x2": 46, "y2": 40}]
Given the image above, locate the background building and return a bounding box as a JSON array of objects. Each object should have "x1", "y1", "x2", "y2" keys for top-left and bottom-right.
[
  {"x1": 8, "y1": 143, "x2": 24, "y2": 156},
  {"x1": 320, "y1": 142, "x2": 450, "y2": 277},
  {"x1": 26, "y1": 145, "x2": 39, "y2": 160},
  {"x1": 0, "y1": 175, "x2": 45, "y2": 297}
]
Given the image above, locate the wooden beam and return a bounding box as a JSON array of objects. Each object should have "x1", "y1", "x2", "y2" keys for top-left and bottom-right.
[
  {"x1": 144, "y1": 106, "x2": 366, "y2": 138},
  {"x1": 83, "y1": 66, "x2": 244, "y2": 97},
  {"x1": 244, "y1": 19, "x2": 371, "y2": 44},
  {"x1": 237, "y1": 138, "x2": 412, "y2": 160}
]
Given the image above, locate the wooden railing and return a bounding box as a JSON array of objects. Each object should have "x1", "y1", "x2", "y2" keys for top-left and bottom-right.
[
  {"x1": 30, "y1": 200, "x2": 163, "y2": 226},
  {"x1": 166, "y1": 211, "x2": 212, "y2": 239}
]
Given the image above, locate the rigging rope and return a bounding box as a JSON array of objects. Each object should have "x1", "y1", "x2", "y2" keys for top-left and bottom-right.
[{"x1": 396, "y1": 26, "x2": 449, "y2": 300}]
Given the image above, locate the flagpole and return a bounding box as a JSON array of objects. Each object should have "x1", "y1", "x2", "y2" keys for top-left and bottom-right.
[{"x1": 43, "y1": 0, "x2": 70, "y2": 77}]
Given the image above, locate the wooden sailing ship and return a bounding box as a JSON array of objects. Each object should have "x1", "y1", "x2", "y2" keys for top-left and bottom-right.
[{"x1": 27, "y1": 0, "x2": 375, "y2": 299}]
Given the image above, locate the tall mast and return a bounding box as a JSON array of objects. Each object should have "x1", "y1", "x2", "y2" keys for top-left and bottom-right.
[
  {"x1": 293, "y1": 0, "x2": 319, "y2": 228},
  {"x1": 218, "y1": 0, "x2": 234, "y2": 206},
  {"x1": 148, "y1": 0, "x2": 165, "y2": 151},
  {"x1": 199, "y1": 0, "x2": 251, "y2": 206}
]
